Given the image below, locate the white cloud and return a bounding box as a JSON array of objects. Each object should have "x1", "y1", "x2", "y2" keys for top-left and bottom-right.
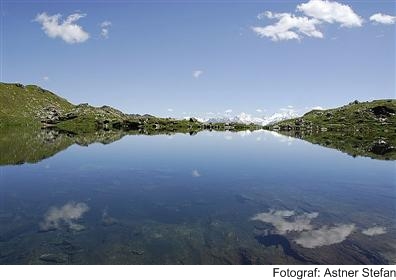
[
  {"x1": 253, "y1": 0, "x2": 364, "y2": 41},
  {"x1": 251, "y1": 210, "x2": 319, "y2": 234},
  {"x1": 294, "y1": 224, "x2": 355, "y2": 248},
  {"x1": 362, "y1": 226, "x2": 387, "y2": 236},
  {"x1": 370, "y1": 13, "x2": 396, "y2": 25},
  {"x1": 252, "y1": 12, "x2": 323, "y2": 41},
  {"x1": 225, "y1": 109, "x2": 233, "y2": 114},
  {"x1": 193, "y1": 70, "x2": 203, "y2": 78},
  {"x1": 100, "y1": 20, "x2": 112, "y2": 39},
  {"x1": 167, "y1": 108, "x2": 174, "y2": 112},
  {"x1": 40, "y1": 202, "x2": 89, "y2": 231},
  {"x1": 256, "y1": 109, "x2": 263, "y2": 113},
  {"x1": 43, "y1": 76, "x2": 49, "y2": 81},
  {"x1": 297, "y1": 0, "x2": 363, "y2": 27},
  {"x1": 35, "y1": 12, "x2": 90, "y2": 44},
  {"x1": 192, "y1": 169, "x2": 201, "y2": 177}
]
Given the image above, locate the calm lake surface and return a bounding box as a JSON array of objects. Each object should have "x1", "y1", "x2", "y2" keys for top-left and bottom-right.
[{"x1": 0, "y1": 130, "x2": 395, "y2": 264}]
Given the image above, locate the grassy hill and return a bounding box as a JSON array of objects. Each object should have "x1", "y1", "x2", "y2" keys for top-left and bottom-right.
[
  {"x1": 0, "y1": 82, "x2": 265, "y2": 165},
  {"x1": 0, "y1": 83, "x2": 74, "y2": 127},
  {"x1": 270, "y1": 99, "x2": 396, "y2": 133},
  {"x1": 0, "y1": 82, "x2": 260, "y2": 134},
  {"x1": 269, "y1": 99, "x2": 396, "y2": 160}
]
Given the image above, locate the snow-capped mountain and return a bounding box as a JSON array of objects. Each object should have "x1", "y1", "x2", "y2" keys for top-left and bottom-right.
[{"x1": 204, "y1": 111, "x2": 299, "y2": 125}]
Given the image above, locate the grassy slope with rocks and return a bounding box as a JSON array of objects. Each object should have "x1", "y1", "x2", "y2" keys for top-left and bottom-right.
[
  {"x1": 0, "y1": 82, "x2": 260, "y2": 134},
  {"x1": 0, "y1": 83, "x2": 74, "y2": 127},
  {"x1": 269, "y1": 99, "x2": 396, "y2": 160},
  {"x1": 0, "y1": 82, "x2": 262, "y2": 165}
]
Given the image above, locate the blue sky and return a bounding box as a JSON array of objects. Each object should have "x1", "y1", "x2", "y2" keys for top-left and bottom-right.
[{"x1": 1, "y1": 0, "x2": 395, "y2": 118}]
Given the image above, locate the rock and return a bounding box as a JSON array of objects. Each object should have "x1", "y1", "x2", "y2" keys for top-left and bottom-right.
[
  {"x1": 369, "y1": 140, "x2": 394, "y2": 155},
  {"x1": 39, "y1": 253, "x2": 67, "y2": 263},
  {"x1": 295, "y1": 118, "x2": 304, "y2": 125},
  {"x1": 102, "y1": 215, "x2": 118, "y2": 227},
  {"x1": 40, "y1": 106, "x2": 62, "y2": 124},
  {"x1": 102, "y1": 209, "x2": 118, "y2": 226},
  {"x1": 131, "y1": 249, "x2": 144, "y2": 255},
  {"x1": 59, "y1": 112, "x2": 78, "y2": 121},
  {"x1": 122, "y1": 120, "x2": 140, "y2": 130},
  {"x1": 371, "y1": 106, "x2": 395, "y2": 117}
]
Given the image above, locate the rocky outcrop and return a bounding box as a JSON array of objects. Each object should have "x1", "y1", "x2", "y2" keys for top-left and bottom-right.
[
  {"x1": 371, "y1": 106, "x2": 395, "y2": 117},
  {"x1": 40, "y1": 107, "x2": 77, "y2": 125},
  {"x1": 369, "y1": 140, "x2": 394, "y2": 155}
]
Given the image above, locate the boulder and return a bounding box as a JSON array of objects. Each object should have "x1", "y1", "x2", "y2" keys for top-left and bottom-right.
[
  {"x1": 371, "y1": 106, "x2": 395, "y2": 117},
  {"x1": 369, "y1": 140, "x2": 394, "y2": 155},
  {"x1": 39, "y1": 253, "x2": 67, "y2": 263}
]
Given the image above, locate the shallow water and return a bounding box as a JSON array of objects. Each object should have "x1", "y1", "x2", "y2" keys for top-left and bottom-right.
[{"x1": 0, "y1": 130, "x2": 395, "y2": 264}]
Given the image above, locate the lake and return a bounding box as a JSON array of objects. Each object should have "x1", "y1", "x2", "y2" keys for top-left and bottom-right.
[{"x1": 0, "y1": 130, "x2": 395, "y2": 264}]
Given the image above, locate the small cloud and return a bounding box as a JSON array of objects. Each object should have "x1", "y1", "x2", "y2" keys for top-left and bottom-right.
[
  {"x1": 256, "y1": 109, "x2": 263, "y2": 113},
  {"x1": 225, "y1": 109, "x2": 233, "y2": 114},
  {"x1": 287, "y1": 105, "x2": 294, "y2": 109},
  {"x1": 193, "y1": 70, "x2": 203, "y2": 79},
  {"x1": 362, "y1": 226, "x2": 386, "y2": 236},
  {"x1": 35, "y1": 12, "x2": 90, "y2": 44},
  {"x1": 294, "y1": 224, "x2": 355, "y2": 248},
  {"x1": 167, "y1": 108, "x2": 173, "y2": 112},
  {"x1": 100, "y1": 20, "x2": 112, "y2": 39},
  {"x1": 43, "y1": 76, "x2": 49, "y2": 81},
  {"x1": 225, "y1": 135, "x2": 233, "y2": 140},
  {"x1": 370, "y1": 13, "x2": 396, "y2": 25},
  {"x1": 192, "y1": 169, "x2": 201, "y2": 177},
  {"x1": 40, "y1": 202, "x2": 89, "y2": 231}
]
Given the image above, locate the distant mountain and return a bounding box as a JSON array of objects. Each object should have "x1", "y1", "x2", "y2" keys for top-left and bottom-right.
[{"x1": 204, "y1": 111, "x2": 299, "y2": 125}]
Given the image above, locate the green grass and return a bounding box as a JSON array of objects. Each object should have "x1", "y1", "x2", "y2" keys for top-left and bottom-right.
[
  {"x1": 0, "y1": 83, "x2": 74, "y2": 128},
  {"x1": 270, "y1": 99, "x2": 396, "y2": 132},
  {"x1": 270, "y1": 99, "x2": 396, "y2": 160}
]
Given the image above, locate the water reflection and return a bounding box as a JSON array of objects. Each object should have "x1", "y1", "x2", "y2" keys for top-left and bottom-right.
[
  {"x1": 294, "y1": 224, "x2": 355, "y2": 248},
  {"x1": 251, "y1": 210, "x2": 318, "y2": 234},
  {"x1": 0, "y1": 128, "x2": 395, "y2": 264},
  {"x1": 362, "y1": 226, "x2": 387, "y2": 236},
  {"x1": 40, "y1": 202, "x2": 90, "y2": 232}
]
